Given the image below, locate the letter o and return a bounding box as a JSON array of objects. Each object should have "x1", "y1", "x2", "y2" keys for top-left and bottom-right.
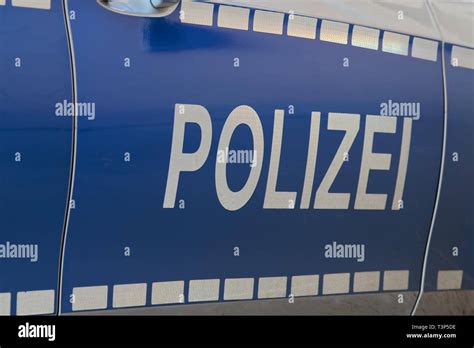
[{"x1": 216, "y1": 106, "x2": 264, "y2": 211}]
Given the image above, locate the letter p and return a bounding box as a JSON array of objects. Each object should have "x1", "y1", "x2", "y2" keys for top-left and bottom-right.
[{"x1": 163, "y1": 104, "x2": 212, "y2": 208}]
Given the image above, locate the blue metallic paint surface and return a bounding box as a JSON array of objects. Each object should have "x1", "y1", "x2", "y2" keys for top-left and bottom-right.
[
  {"x1": 0, "y1": 2, "x2": 71, "y2": 313},
  {"x1": 423, "y1": 44, "x2": 474, "y2": 291},
  {"x1": 58, "y1": 2, "x2": 443, "y2": 312}
]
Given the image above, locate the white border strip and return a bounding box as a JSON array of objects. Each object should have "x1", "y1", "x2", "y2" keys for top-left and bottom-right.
[
  {"x1": 72, "y1": 285, "x2": 108, "y2": 311},
  {"x1": 180, "y1": 0, "x2": 214, "y2": 26},
  {"x1": 437, "y1": 270, "x2": 463, "y2": 290},
  {"x1": 224, "y1": 278, "x2": 254, "y2": 300},
  {"x1": 451, "y1": 46, "x2": 474, "y2": 70},
  {"x1": 258, "y1": 276, "x2": 287, "y2": 299},
  {"x1": 112, "y1": 283, "x2": 147, "y2": 308},
  {"x1": 17, "y1": 290, "x2": 55, "y2": 315},
  {"x1": 63, "y1": 266, "x2": 457, "y2": 312},
  {"x1": 175, "y1": 4, "x2": 447, "y2": 62},
  {"x1": 151, "y1": 281, "x2": 185, "y2": 305},
  {"x1": 217, "y1": 5, "x2": 250, "y2": 31},
  {"x1": 188, "y1": 279, "x2": 220, "y2": 302},
  {"x1": 12, "y1": 0, "x2": 51, "y2": 10},
  {"x1": 0, "y1": 293, "x2": 11, "y2": 316}
]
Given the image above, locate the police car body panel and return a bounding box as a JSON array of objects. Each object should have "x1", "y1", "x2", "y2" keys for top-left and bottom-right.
[
  {"x1": 421, "y1": 43, "x2": 474, "y2": 294},
  {"x1": 0, "y1": 0, "x2": 472, "y2": 315},
  {"x1": 0, "y1": 1, "x2": 71, "y2": 315}
]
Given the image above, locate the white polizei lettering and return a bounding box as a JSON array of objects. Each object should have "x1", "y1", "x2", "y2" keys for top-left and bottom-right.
[
  {"x1": 392, "y1": 117, "x2": 412, "y2": 210},
  {"x1": 162, "y1": 104, "x2": 412, "y2": 211},
  {"x1": 314, "y1": 113, "x2": 360, "y2": 209},
  {"x1": 300, "y1": 112, "x2": 321, "y2": 209},
  {"x1": 215, "y1": 105, "x2": 264, "y2": 211},
  {"x1": 355, "y1": 115, "x2": 396, "y2": 210},
  {"x1": 264, "y1": 110, "x2": 297, "y2": 209},
  {"x1": 163, "y1": 104, "x2": 212, "y2": 208}
]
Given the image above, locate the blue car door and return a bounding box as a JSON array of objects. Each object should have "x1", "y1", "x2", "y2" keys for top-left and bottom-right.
[
  {"x1": 0, "y1": 0, "x2": 72, "y2": 315},
  {"x1": 57, "y1": 0, "x2": 444, "y2": 314},
  {"x1": 412, "y1": 1, "x2": 474, "y2": 313}
]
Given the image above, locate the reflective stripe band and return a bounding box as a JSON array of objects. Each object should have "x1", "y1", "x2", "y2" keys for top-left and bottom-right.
[
  {"x1": 72, "y1": 286, "x2": 108, "y2": 311},
  {"x1": 258, "y1": 276, "x2": 287, "y2": 299},
  {"x1": 253, "y1": 10, "x2": 284, "y2": 35},
  {"x1": 322, "y1": 273, "x2": 350, "y2": 295},
  {"x1": 451, "y1": 46, "x2": 474, "y2": 69},
  {"x1": 12, "y1": 0, "x2": 50, "y2": 10},
  {"x1": 352, "y1": 25, "x2": 380, "y2": 50},
  {"x1": 16, "y1": 290, "x2": 55, "y2": 315},
  {"x1": 224, "y1": 278, "x2": 254, "y2": 300},
  {"x1": 291, "y1": 275, "x2": 319, "y2": 297},
  {"x1": 112, "y1": 283, "x2": 147, "y2": 308},
  {"x1": 0, "y1": 293, "x2": 11, "y2": 316},
  {"x1": 287, "y1": 15, "x2": 317, "y2": 40},
  {"x1": 151, "y1": 281, "x2": 184, "y2": 305},
  {"x1": 320, "y1": 20, "x2": 349, "y2": 45},
  {"x1": 383, "y1": 270, "x2": 409, "y2": 291},
  {"x1": 188, "y1": 279, "x2": 220, "y2": 302},
  {"x1": 218, "y1": 5, "x2": 250, "y2": 31},
  {"x1": 382, "y1": 32, "x2": 409, "y2": 56},
  {"x1": 412, "y1": 37, "x2": 439, "y2": 62},
  {"x1": 180, "y1": 0, "x2": 214, "y2": 26},
  {"x1": 177, "y1": 4, "x2": 445, "y2": 63},
  {"x1": 353, "y1": 271, "x2": 380, "y2": 293},
  {"x1": 437, "y1": 270, "x2": 463, "y2": 290},
  {"x1": 65, "y1": 267, "x2": 459, "y2": 311}
]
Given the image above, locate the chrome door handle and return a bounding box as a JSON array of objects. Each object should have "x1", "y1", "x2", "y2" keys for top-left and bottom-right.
[{"x1": 97, "y1": 0, "x2": 180, "y2": 18}]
